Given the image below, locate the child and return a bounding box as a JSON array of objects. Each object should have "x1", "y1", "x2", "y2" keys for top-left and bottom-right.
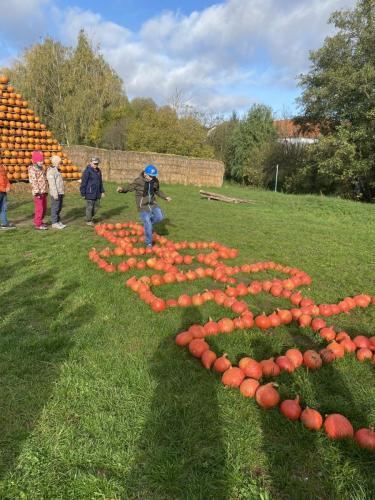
[
  {"x1": 0, "y1": 159, "x2": 16, "y2": 230},
  {"x1": 117, "y1": 165, "x2": 172, "y2": 247},
  {"x1": 80, "y1": 156, "x2": 105, "y2": 226},
  {"x1": 47, "y1": 155, "x2": 66, "y2": 229},
  {"x1": 28, "y1": 150, "x2": 49, "y2": 230}
]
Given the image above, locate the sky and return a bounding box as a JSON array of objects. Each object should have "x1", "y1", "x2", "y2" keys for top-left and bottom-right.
[{"x1": 0, "y1": 0, "x2": 356, "y2": 118}]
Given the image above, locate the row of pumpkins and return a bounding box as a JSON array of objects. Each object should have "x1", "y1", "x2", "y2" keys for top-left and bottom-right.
[{"x1": 0, "y1": 75, "x2": 81, "y2": 181}]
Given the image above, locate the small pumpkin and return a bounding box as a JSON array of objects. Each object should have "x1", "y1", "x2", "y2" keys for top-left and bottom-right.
[
  {"x1": 222, "y1": 367, "x2": 245, "y2": 387},
  {"x1": 213, "y1": 354, "x2": 232, "y2": 373},
  {"x1": 280, "y1": 397, "x2": 302, "y2": 421},
  {"x1": 239, "y1": 357, "x2": 262, "y2": 379},
  {"x1": 201, "y1": 350, "x2": 217, "y2": 369},
  {"x1": 239, "y1": 378, "x2": 260, "y2": 397},
  {"x1": 188, "y1": 339, "x2": 209, "y2": 358},
  {"x1": 285, "y1": 348, "x2": 303, "y2": 369},
  {"x1": 303, "y1": 350, "x2": 322, "y2": 369},
  {"x1": 354, "y1": 428, "x2": 375, "y2": 450},
  {"x1": 324, "y1": 414, "x2": 354, "y2": 440},
  {"x1": 255, "y1": 383, "x2": 280, "y2": 409},
  {"x1": 300, "y1": 407, "x2": 323, "y2": 430},
  {"x1": 260, "y1": 358, "x2": 280, "y2": 377}
]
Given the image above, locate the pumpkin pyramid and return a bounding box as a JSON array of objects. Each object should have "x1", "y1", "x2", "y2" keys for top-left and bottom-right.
[{"x1": 0, "y1": 74, "x2": 80, "y2": 182}]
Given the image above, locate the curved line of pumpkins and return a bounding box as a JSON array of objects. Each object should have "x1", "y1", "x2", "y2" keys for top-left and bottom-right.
[{"x1": 87, "y1": 221, "x2": 375, "y2": 451}]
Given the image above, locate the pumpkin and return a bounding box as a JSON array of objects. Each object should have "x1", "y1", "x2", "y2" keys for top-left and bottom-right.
[
  {"x1": 339, "y1": 338, "x2": 357, "y2": 353},
  {"x1": 268, "y1": 312, "x2": 281, "y2": 327},
  {"x1": 311, "y1": 318, "x2": 326, "y2": 331},
  {"x1": 354, "y1": 428, "x2": 375, "y2": 450},
  {"x1": 324, "y1": 414, "x2": 354, "y2": 440},
  {"x1": 277, "y1": 309, "x2": 293, "y2": 324},
  {"x1": 178, "y1": 294, "x2": 192, "y2": 307},
  {"x1": 319, "y1": 327, "x2": 336, "y2": 342},
  {"x1": 239, "y1": 358, "x2": 262, "y2": 379},
  {"x1": 151, "y1": 298, "x2": 166, "y2": 313},
  {"x1": 280, "y1": 397, "x2": 302, "y2": 421},
  {"x1": 175, "y1": 331, "x2": 193, "y2": 346},
  {"x1": 240, "y1": 378, "x2": 260, "y2": 397},
  {"x1": 326, "y1": 341, "x2": 345, "y2": 359},
  {"x1": 275, "y1": 356, "x2": 295, "y2": 373},
  {"x1": 285, "y1": 348, "x2": 303, "y2": 369},
  {"x1": 303, "y1": 350, "x2": 322, "y2": 369},
  {"x1": 218, "y1": 317, "x2": 235, "y2": 334},
  {"x1": 300, "y1": 407, "x2": 323, "y2": 430},
  {"x1": 255, "y1": 383, "x2": 280, "y2": 409},
  {"x1": 356, "y1": 348, "x2": 373, "y2": 362},
  {"x1": 213, "y1": 354, "x2": 232, "y2": 373},
  {"x1": 222, "y1": 367, "x2": 245, "y2": 387},
  {"x1": 241, "y1": 314, "x2": 254, "y2": 328},
  {"x1": 188, "y1": 339, "x2": 209, "y2": 358},
  {"x1": 204, "y1": 320, "x2": 219, "y2": 336},
  {"x1": 353, "y1": 335, "x2": 371, "y2": 349},
  {"x1": 336, "y1": 331, "x2": 350, "y2": 342},
  {"x1": 299, "y1": 314, "x2": 312, "y2": 328},
  {"x1": 255, "y1": 314, "x2": 271, "y2": 330},
  {"x1": 319, "y1": 348, "x2": 336, "y2": 364},
  {"x1": 260, "y1": 358, "x2": 280, "y2": 377},
  {"x1": 201, "y1": 350, "x2": 217, "y2": 369}
]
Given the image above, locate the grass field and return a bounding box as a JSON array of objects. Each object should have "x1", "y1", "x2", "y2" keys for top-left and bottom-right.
[{"x1": 0, "y1": 182, "x2": 374, "y2": 499}]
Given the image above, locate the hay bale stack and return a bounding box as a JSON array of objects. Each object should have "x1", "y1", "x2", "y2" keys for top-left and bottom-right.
[{"x1": 63, "y1": 145, "x2": 224, "y2": 187}]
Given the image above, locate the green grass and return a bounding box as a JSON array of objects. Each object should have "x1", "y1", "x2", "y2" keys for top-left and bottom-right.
[{"x1": 0, "y1": 182, "x2": 374, "y2": 499}]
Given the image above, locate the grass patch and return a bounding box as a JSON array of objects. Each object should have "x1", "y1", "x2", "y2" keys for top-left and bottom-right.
[{"x1": 0, "y1": 182, "x2": 374, "y2": 499}]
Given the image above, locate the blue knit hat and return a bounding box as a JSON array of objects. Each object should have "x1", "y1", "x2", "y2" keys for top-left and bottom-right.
[{"x1": 144, "y1": 165, "x2": 158, "y2": 177}]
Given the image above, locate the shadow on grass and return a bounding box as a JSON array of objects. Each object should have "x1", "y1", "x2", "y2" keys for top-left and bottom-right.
[
  {"x1": 125, "y1": 307, "x2": 228, "y2": 499},
  {"x1": 255, "y1": 324, "x2": 375, "y2": 498},
  {"x1": 62, "y1": 203, "x2": 129, "y2": 224},
  {"x1": 154, "y1": 217, "x2": 176, "y2": 237},
  {"x1": 0, "y1": 268, "x2": 94, "y2": 479}
]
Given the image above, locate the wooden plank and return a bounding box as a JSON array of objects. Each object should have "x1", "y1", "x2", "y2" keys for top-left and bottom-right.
[{"x1": 200, "y1": 190, "x2": 256, "y2": 204}]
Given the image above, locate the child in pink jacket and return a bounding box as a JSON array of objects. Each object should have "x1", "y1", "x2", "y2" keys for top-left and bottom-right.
[{"x1": 28, "y1": 151, "x2": 49, "y2": 230}]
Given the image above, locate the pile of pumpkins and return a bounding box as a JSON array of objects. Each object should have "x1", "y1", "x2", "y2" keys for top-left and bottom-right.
[
  {"x1": 0, "y1": 74, "x2": 80, "y2": 181},
  {"x1": 88, "y1": 221, "x2": 375, "y2": 451}
]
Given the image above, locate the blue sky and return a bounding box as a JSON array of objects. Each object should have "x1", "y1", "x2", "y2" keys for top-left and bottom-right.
[{"x1": 0, "y1": 0, "x2": 356, "y2": 118}]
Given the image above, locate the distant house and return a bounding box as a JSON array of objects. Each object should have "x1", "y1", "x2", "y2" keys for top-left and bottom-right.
[{"x1": 273, "y1": 119, "x2": 320, "y2": 145}]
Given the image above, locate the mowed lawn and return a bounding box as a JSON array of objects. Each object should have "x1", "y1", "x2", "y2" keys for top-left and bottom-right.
[{"x1": 0, "y1": 182, "x2": 374, "y2": 500}]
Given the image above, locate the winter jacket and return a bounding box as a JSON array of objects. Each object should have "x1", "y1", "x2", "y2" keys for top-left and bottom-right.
[
  {"x1": 120, "y1": 173, "x2": 168, "y2": 212},
  {"x1": 28, "y1": 165, "x2": 48, "y2": 196},
  {"x1": 47, "y1": 166, "x2": 64, "y2": 199},
  {"x1": 80, "y1": 165, "x2": 105, "y2": 200},
  {"x1": 0, "y1": 164, "x2": 10, "y2": 192}
]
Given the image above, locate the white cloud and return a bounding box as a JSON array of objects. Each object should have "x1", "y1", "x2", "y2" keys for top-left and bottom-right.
[
  {"x1": 0, "y1": 0, "x2": 51, "y2": 48},
  {"x1": 0, "y1": 0, "x2": 358, "y2": 113}
]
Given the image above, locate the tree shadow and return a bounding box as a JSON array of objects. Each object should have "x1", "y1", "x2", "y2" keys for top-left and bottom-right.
[
  {"x1": 257, "y1": 324, "x2": 375, "y2": 498},
  {"x1": 0, "y1": 268, "x2": 94, "y2": 479},
  {"x1": 124, "y1": 307, "x2": 229, "y2": 499}
]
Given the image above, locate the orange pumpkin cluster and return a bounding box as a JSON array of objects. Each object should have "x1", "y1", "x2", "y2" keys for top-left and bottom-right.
[
  {"x1": 0, "y1": 75, "x2": 80, "y2": 181},
  {"x1": 88, "y1": 221, "x2": 375, "y2": 451}
]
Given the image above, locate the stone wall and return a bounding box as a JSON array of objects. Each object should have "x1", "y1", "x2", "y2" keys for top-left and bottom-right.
[{"x1": 63, "y1": 145, "x2": 224, "y2": 187}]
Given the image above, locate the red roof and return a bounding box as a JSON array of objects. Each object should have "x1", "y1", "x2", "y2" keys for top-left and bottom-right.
[{"x1": 273, "y1": 119, "x2": 320, "y2": 139}]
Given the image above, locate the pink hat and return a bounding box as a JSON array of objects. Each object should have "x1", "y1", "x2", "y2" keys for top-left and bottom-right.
[{"x1": 32, "y1": 150, "x2": 44, "y2": 163}]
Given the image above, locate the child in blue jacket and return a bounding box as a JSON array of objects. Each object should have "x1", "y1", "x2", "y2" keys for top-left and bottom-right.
[{"x1": 80, "y1": 157, "x2": 105, "y2": 225}]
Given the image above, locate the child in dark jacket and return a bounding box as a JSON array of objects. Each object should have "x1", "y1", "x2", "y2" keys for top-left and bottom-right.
[
  {"x1": 117, "y1": 164, "x2": 171, "y2": 246},
  {"x1": 80, "y1": 157, "x2": 105, "y2": 226}
]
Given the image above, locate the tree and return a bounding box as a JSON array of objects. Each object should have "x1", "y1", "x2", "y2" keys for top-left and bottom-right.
[
  {"x1": 298, "y1": 0, "x2": 375, "y2": 200},
  {"x1": 207, "y1": 112, "x2": 239, "y2": 175},
  {"x1": 227, "y1": 105, "x2": 277, "y2": 185},
  {"x1": 4, "y1": 31, "x2": 127, "y2": 146}
]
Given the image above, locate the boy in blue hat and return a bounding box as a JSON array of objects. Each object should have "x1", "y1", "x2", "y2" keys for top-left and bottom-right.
[{"x1": 117, "y1": 165, "x2": 172, "y2": 247}]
